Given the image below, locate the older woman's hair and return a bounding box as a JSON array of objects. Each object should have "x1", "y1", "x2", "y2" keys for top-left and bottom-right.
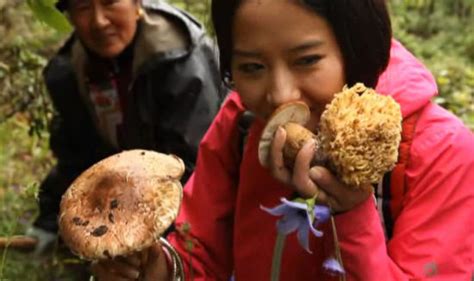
[
  {"x1": 212, "y1": 0, "x2": 392, "y2": 88},
  {"x1": 55, "y1": 0, "x2": 68, "y2": 11}
]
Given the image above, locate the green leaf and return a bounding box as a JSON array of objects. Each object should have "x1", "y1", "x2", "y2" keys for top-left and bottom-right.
[
  {"x1": 181, "y1": 222, "x2": 191, "y2": 233},
  {"x1": 27, "y1": 0, "x2": 72, "y2": 33},
  {"x1": 185, "y1": 239, "x2": 194, "y2": 251}
]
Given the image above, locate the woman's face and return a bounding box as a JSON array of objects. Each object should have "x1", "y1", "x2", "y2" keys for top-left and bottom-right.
[
  {"x1": 68, "y1": 0, "x2": 139, "y2": 58},
  {"x1": 231, "y1": 0, "x2": 346, "y2": 131}
]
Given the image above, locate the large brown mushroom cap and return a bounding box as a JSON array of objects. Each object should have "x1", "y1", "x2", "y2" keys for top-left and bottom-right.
[
  {"x1": 319, "y1": 83, "x2": 402, "y2": 188},
  {"x1": 59, "y1": 149, "x2": 184, "y2": 260}
]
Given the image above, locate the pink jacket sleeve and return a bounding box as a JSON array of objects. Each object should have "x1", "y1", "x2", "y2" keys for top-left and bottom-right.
[
  {"x1": 334, "y1": 104, "x2": 474, "y2": 280},
  {"x1": 167, "y1": 93, "x2": 244, "y2": 280}
]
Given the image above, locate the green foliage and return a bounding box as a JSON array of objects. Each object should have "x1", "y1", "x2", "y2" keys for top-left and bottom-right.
[
  {"x1": 433, "y1": 64, "x2": 474, "y2": 128},
  {"x1": 0, "y1": 46, "x2": 53, "y2": 137},
  {"x1": 0, "y1": 0, "x2": 64, "y2": 137},
  {"x1": 0, "y1": 118, "x2": 88, "y2": 281},
  {"x1": 390, "y1": 0, "x2": 474, "y2": 129},
  {"x1": 169, "y1": 0, "x2": 212, "y2": 33},
  {"x1": 27, "y1": 0, "x2": 72, "y2": 33},
  {"x1": 0, "y1": 118, "x2": 55, "y2": 281}
]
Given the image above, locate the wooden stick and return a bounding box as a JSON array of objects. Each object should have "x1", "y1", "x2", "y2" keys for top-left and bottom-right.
[{"x1": 0, "y1": 235, "x2": 38, "y2": 249}]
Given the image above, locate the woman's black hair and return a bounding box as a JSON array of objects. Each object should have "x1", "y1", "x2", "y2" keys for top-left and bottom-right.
[
  {"x1": 55, "y1": 0, "x2": 140, "y2": 12},
  {"x1": 211, "y1": 0, "x2": 392, "y2": 88}
]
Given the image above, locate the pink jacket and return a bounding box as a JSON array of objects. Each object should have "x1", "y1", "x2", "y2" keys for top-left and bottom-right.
[{"x1": 168, "y1": 40, "x2": 474, "y2": 280}]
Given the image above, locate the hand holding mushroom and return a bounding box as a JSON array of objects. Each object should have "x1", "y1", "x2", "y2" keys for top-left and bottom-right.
[
  {"x1": 58, "y1": 149, "x2": 184, "y2": 280},
  {"x1": 260, "y1": 83, "x2": 402, "y2": 212},
  {"x1": 90, "y1": 243, "x2": 169, "y2": 281}
]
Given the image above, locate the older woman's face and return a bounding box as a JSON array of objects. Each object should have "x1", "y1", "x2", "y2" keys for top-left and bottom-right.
[
  {"x1": 231, "y1": 0, "x2": 346, "y2": 131},
  {"x1": 68, "y1": 0, "x2": 139, "y2": 58}
]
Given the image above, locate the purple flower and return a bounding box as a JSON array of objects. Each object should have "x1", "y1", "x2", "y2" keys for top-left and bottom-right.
[
  {"x1": 323, "y1": 257, "x2": 345, "y2": 276},
  {"x1": 261, "y1": 197, "x2": 330, "y2": 253}
]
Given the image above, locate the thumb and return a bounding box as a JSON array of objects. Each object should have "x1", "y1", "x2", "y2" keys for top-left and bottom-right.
[{"x1": 143, "y1": 242, "x2": 170, "y2": 281}]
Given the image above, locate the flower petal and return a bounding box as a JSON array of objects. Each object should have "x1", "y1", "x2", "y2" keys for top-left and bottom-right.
[
  {"x1": 276, "y1": 213, "x2": 304, "y2": 235},
  {"x1": 296, "y1": 222, "x2": 312, "y2": 253},
  {"x1": 322, "y1": 257, "x2": 345, "y2": 276},
  {"x1": 280, "y1": 198, "x2": 307, "y2": 210},
  {"x1": 306, "y1": 213, "x2": 324, "y2": 237},
  {"x1": 314, "y1": 205, "x2": 331, "y2": 222},
  {"x1": 260, "y1": 203, "x2": 293, "y2": 216}
]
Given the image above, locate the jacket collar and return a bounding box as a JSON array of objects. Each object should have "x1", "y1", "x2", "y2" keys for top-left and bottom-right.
[
  {"x1": 376, "y1": 39, "x2": 438, "y2": 118},
  {"x1": 132, "y1": 0, "x2": 206, "y2": 77}
]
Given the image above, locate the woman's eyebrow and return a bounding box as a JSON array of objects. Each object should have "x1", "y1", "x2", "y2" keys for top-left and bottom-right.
[
  {"x1": 232, "y1": 40, "x2": 324, "y2": 58},
  {"x1": 233, "y1": 49, "x2": 262, "y2": 59},
  {"x1": 288, "y1": 40, "x2": 324, "y2": 53}
]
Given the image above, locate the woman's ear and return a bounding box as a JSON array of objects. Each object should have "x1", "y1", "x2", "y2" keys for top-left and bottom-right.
[
  {"x1": 137, "y1": 7, "x2": 144, "y2": 19},
  {"x1": 135, "y1": 0, "x2": 144, "y2": 19}
]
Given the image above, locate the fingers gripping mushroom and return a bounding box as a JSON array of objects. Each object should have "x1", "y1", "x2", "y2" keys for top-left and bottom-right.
[
  {"x1": 259, "y1": 83, "x2": 402, "y2": 190},
  {"x1": 59, "y1": 149, "x2": 184, "y2": 260}
]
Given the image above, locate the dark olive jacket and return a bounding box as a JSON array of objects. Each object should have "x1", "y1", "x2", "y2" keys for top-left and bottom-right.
[{"x1": 35, "y1": 2, "x2": 224, "y2": 232}]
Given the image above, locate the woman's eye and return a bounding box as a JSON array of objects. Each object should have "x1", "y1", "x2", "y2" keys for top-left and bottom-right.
[
  {"x1": 238, "y1": 63, "x2": 264, "y2": 74},
  {"x1": 295, "y1": 55, "x2": 322, "y2": 66}
]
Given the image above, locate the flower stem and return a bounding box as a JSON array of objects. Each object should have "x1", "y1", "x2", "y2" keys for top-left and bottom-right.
[
  {"x1": 331, "y1": 216, "x2": 346, "y2": 281},
  {"x1": 271, "y1": 233, "x2": 286, "y2": 281}
]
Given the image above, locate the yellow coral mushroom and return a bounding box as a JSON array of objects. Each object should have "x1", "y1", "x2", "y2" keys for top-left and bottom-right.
[
  {"x1": 258, "y1": 83, "x2": 402, "y2": 190},
  {"x1": 319, "y1": 83, "x2": 402, "y2": 188}
]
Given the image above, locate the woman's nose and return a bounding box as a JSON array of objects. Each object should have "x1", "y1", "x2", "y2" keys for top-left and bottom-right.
[
  {"x1": 91, "y1": 6, "x2": 110, "y2": 28},
  {"x1": 265, "y1": 68, "x2": 300, "y2": 107}
]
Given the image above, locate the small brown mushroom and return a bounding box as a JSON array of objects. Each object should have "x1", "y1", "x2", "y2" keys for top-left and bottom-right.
[
  {"x1": 258, "y1": 83, "x2": 402, "y2": 190},
  {"x1": 58, "y1": 149, "x2": 184, "y2": 260},
  {"x1": 258, "y1": 101, "x2": 315, "y2": 168}
]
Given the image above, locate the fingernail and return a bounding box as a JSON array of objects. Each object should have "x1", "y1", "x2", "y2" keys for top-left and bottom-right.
[
  {"x1": 131, "y1": 270, "x2": 140, "y2": 279},
  {"x1": 310, "y1": 167, "x2": 322, "y2": 180},
  {"x1": 277, "y1": 126, "x2": 286, "y2": 136}
]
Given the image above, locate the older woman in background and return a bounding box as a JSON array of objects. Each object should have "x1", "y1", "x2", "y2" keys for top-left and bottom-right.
[{"x1": 28, "y1": 0, "x2": 224, "y2": 256}]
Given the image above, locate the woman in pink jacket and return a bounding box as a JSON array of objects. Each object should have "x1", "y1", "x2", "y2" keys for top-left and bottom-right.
[{"x1": 93, "y1": 0, "x2": 474, "y2": 280}]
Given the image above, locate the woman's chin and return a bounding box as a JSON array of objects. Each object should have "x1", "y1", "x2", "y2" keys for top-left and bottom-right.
[{"x1": 90, "y1": 44, "x2": 126, "y2": 59}]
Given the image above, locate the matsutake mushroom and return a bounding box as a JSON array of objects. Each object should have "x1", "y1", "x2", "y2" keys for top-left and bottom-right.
[
  {"x1": 58, "y1": 149, "x2": 184, "y2": 260},
  {"x1": 258, "y1": 83, "x2": 402, "y2": 190}
]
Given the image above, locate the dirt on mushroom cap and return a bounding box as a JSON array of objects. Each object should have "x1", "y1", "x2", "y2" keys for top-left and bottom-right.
[{"x1": 58, "y1": 149, "x2": 184, "y2": 260}]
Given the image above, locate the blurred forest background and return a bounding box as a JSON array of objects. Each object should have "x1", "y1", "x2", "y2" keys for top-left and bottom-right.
[{"x1": 0, "y1": 0, "x2": 473, "y2": 280}]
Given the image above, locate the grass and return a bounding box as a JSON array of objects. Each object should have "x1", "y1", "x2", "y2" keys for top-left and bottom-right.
[{"x1": 0, "y1": 115, "x2": 89, "y2": 281}]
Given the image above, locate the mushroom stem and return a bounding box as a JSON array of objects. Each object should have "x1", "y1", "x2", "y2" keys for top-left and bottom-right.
[{"x1": 281, "y1": 122, "x2": 324, "y2": 169}]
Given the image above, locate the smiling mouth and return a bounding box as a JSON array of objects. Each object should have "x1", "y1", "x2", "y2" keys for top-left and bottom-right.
[
  {"x1": 100, "y1": 33, "x2": 116, "y2": 39},
  {"x1": 93, "y1": 31, "x2": 117, "y2": 41}
]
